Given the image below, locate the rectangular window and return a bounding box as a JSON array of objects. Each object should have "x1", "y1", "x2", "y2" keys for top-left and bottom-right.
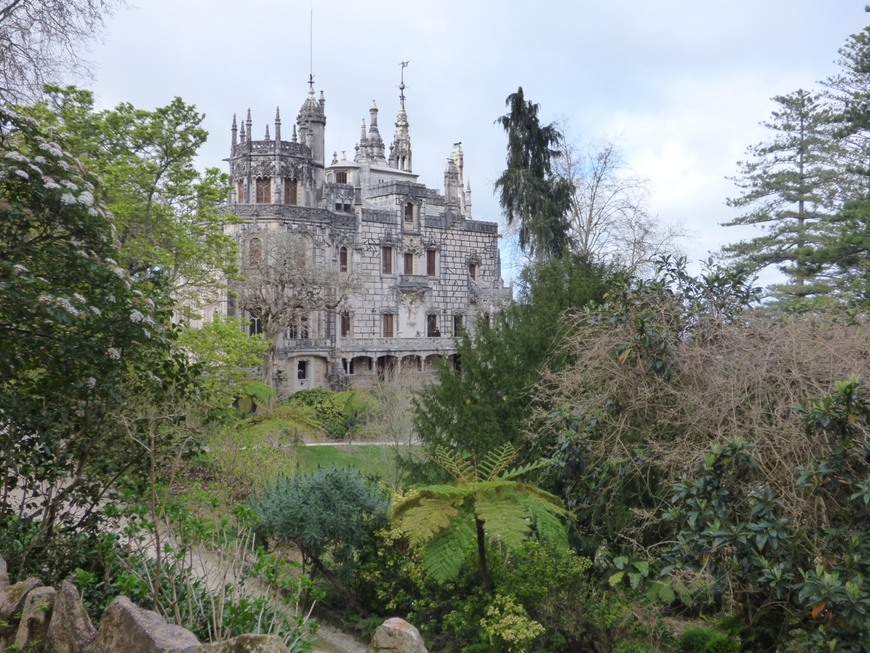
[
  {"x1": 426, "y1": 250, "x2": 436, "y2": 276},
  {"x1": 256, "y1": 178, "x2": 271, "y2": 203},
  {"x1": 382, "y1": 313, "x2": 395, "y2": 338},
  {"x1": 236, "y1": 182, "x2": 244, "y2": 203},
  {"x1": 227, "y1": 295, "x2": 237, "y2": 318},
  {"x1": 382, "y1": 246, "x2": 393, "y2": 274},
  {"x1": 283, "y1": 178, "x2": 297, "y2": 205},
  {"x1": 468, "y1": 263, "x2": 477, "y2": 280},
  {"x1": 404, "y1": 202, "x2": 414, "y2": 222},
  {"x1": 297, "y1": 360, "x2": 308, "y2": 380},
  {"x1": 453, "y1": 314, "x2": 464, "y2": 336},
  {"x1": 404, "y1": 252, "x2": 414, "y2": 275},
  {"x1": 427, "y1": 314, "x2": 440, "y2": 337},
  {"x1": 339, "y1": 246, "x2": 348, "y2": 273},
  {"x1": 335, "y1": 170, "x2": 348, "y2": 184},
  {"x1": 340, "y1": 311, "x2": 351, "y2": 337}
]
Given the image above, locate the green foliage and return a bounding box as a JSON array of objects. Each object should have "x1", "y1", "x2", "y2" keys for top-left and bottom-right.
[
  {"x1": 414, "y1": 253, "x2": 615, "y2": 470},
  {"x1": 287, "y1": 388, "x2": 374, "y2": 438},
  {"x1": 393, "y1": 444, "x2": 567, "y2": 591},
  {"x1": 15, "y1": 85, "x2": 239, "y2": 313},
  {"x1": 253, "y1": 467, "x2": 390, "y2": 586},
  {"x1": 177, "y1": 316, "x2": 267, "y2": 411},
  {"x1": 721, "y1": 89, "x2": 835, "y2": 305},
  {"x1": 0, "y1": 105, "x2": 204, "y2": 572},
  {"x1": 678, "y1": 627, "x2": 739, "y2": 653},
  {"x1": 495, "y1": 86, "x2": 573, "y2": 262},
  {"x1": 479, "y1": 594, "x2": 544, "y2": 653}
]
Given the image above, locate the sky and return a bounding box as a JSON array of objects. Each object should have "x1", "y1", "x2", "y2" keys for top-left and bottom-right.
[{"x1": 83, "y1": 0, "x2": 865, "y2": 283}]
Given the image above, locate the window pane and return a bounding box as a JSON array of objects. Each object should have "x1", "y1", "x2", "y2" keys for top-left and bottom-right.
[{"x1": 427, "y1": 250, "x2": 435, "y2": 276}]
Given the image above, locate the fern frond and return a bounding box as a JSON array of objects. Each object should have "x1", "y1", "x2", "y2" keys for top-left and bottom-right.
[
  {"x1": 517, "y1": 493, "x2": 569, "y2": 550},
  {"x1": 421, "y1": 512, "x2": 476, "y2": 583},
  {"x1": 431, "y1": 445, "x2": 475, "y2": 481},
  {"x1": 501, "y1": 457, "x2": 553, "y2": 481},
  {"x1": 479, "y1": 443, "x2": 518, "y2": 480},
  {"x1": 393, "y1": 495, "x2": 462, "y2": 547},
  {"x1": 475, "y1": 491, "x2": 531, "y2": 551}
]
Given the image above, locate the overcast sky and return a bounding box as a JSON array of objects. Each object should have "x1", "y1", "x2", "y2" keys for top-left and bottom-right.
[{"x1": 85, "y1": 1, "x2": 864, "y2": 282}]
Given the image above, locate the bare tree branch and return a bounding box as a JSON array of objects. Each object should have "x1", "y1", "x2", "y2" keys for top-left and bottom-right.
[{"x1": 0, "y1": 0, "x2": 125, "y2": 104}]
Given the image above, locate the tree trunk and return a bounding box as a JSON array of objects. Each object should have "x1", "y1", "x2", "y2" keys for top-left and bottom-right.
[{"x1": 475, "y1": 517, "x2": 492, "y2": 593}]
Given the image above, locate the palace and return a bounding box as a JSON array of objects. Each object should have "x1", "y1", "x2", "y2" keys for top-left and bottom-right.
[{"x1": 218, "y1": 74, "x2": 511, "y2": 396}]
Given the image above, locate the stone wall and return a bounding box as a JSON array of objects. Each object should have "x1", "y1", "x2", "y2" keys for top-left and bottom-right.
[{"x1": 0, "y1": 554, "x2": 426, "y2": 653}]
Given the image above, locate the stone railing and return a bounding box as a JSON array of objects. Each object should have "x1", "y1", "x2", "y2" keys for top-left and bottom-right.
[{"x1": 0, "y1": 553, "x2": 427, "y2": 653}]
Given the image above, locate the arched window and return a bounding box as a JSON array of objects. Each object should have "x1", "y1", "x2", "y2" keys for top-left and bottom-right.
[
  {"x1": 256, "y1": 178, "x2": 271, "y2": 203},
  {"x1": 339, "y1": 246, "x2": 349, "y2": 273},
  {"x1": 404, "y1": 202, "x2": 414, "y2": 223},
  {"x1": 284, "y1": 178, "x2": 297, "y2": 205}
]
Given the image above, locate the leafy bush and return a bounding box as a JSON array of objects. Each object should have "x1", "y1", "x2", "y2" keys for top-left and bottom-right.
[
  {"x1": 286, "y1": 388, "x2": 373, "y2": 438},
  {"x1": 253, "y1": 467, "x2": 390, "y2": 600},
  {"x1": 678, "y1": 627, "x2": 739, "y2": 653}
]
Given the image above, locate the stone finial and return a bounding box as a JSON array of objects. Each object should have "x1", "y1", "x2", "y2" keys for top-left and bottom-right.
[
  {"x1": 265, "y1": 125, "x2": 271, "y2": 141},
  {"x1": 231, "y1": 114, "x2": 238, "y2": 146},
  {"x1": 368, "y1": 618, "x2": 428, "y2": 653}
]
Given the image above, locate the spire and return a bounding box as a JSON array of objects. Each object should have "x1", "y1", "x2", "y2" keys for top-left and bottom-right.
[
  {"x1": 292, "y1": 124, "x2": 298, "y2": 143},
  {"x1": 274, "y1": 106, "x2": 281, "y2": 141},
  {"x1": 265, "y1": 124, "x2": 270, "y2": 140},
  {"x1": 245, "y1": 108, "x2": 252, "y2": 143},
  {"x1": 231, "y1": 113, "x2": 237, "y2": 146},
  {"x1": 389, "y1": 61, "x2": 412, "y2": 172}
]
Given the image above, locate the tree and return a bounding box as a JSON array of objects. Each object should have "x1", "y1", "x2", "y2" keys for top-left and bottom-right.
[
  {"x1": 824, "y1": 22, "x2": 870, "y2": 200},
  {"x1": 557, "y1": 137, "x2": 684, "y2": 275},
  {"x1": 393, "y1": 444, "x2": 567, "y2": 592},
  {"x1": 253, "y1": 467, "x2": 390, "y2": 608},
  {"x1": 0, "y1": 0, "x2": 125, "y2": 104},
  {"x1": 721, "y1": 89, "x2": 837, "y2": 304},
  {"x1": 0, "y1": 106, "x2": 198, "y2": 571},
  {"x1": 494, "y1": 87, "x2": 573, "y2": 264},
  {"x1": 414, "y1": 253, "x2": 615, "y2": 464},
  {"x1": 17, "y1": 86, "x2": 239, "y2": 314},
  {"x1": 234, "y1": 229, "x2": 356, "y2": 388}
]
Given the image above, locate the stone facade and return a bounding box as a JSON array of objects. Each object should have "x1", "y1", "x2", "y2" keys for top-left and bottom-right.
[{"x1": 217, "y1": 74, "x2": 511, "y2": 396}]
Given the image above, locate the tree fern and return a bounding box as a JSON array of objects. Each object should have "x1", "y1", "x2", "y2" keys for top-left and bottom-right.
[
  {"x1": 392, "y1": 445, "x2": 568, "y2": 592},
  {"x1": 420, "y1": 513, "x2": 476, "y2": 583}
]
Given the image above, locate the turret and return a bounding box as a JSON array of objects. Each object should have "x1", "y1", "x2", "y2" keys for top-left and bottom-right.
[
  {"x1": 389, "y1": 69, "x2": 412, "y2": 172},
  {"x1": 297, "y1": 76, "x2": 326, "y2": 167}
]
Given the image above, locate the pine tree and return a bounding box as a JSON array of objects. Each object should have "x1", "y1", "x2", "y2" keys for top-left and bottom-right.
[{"x1": 722, "y1": 89, "x2": 837, "y2": 303}]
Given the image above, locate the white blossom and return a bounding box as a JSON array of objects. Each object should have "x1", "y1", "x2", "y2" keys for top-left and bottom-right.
[
  {"x1": 107, "y1": 347, "x2": 121, "y2": 360},
  {"x1": 4, "y1": 151, "x2": 26, "y2": 162},
  {"x1": 43, "y1": 179, "x2": 61, "y2": 190},
  {"x1": 77, "y1": 190, "x2": 94, "y2": 207},
  {"x1": 90, "y1": 306, "x2": 102, "y2": 316},
  {"x1": 85, "y1": 377, "x2": 97, "y2": 388},
  {"x1": 129, "y1": 309, "x2": 145, "y2": 323},
  {"x1": 13, "y1": 169, "x2": 29, "y2": 179},
  {"x1": 60, "y1": 193, "x2": 76, "y2": 205}
]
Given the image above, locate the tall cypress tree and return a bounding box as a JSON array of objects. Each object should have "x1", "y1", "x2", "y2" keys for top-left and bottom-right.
[
  {"x1": 722, "y1": 89, "x2": 837, "y2": 303},
  {"x1": 494, "y1": 87, "x2": 573, "y2": 264}
]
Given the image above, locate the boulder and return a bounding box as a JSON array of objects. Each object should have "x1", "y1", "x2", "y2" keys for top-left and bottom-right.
[
  {"x1": 197, "y1": 633, "x2": 291, "y2": 652},
  {"x1": 0, "y1": 554, "x2": 7, "y2": 593},
  {"x1": 0, "y1": 577, "x2": 42, "y2": 621},
  {"x1": 368, "y1": 618, "x2": 428, "y2": 653},
  {"x1": 45, "y1": 580, "x2": 97, "y2": 653},
  {"x1": 15, "y1": 584, "x2": 56, "y2": 651},
  {"x1": 90, "y1": 596, "x2": 200, "y2": 653}
]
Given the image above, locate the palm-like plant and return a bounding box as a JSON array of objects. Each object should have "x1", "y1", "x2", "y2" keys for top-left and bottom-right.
[{"x1": 392, "y1": 444, "x2": 568, "y2": 592}]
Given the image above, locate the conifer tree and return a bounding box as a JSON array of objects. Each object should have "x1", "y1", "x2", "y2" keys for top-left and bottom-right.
[
  {"x1": 722, "y1": 89, "x2": 837, "y2": 303},
  {"x1": 495, "y1": 87, "x2": 573, "y2": 264}
]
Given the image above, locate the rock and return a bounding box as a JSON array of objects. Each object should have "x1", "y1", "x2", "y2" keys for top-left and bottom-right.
[
  {"x1": 90, "y1": 596, "x2": 200, "y2": 653},
  {"x1": 198, "y1": 633, "x2": 292, "y2": 652},
  {"x1": 15, "y1": 584, "x2": 56, "y2": 651},
  {"x1": 45, "y1": 580, "x2": 97, "y2": 653},
  {"x1": 0, "y1": 577, "x2": 42, "y2": 621},
  {"x1": 368, "y1": 618, "x2": 428, "y2": 653},
  {"x1": 0, "y1": 554, "x2": 8, "y2": 593}
]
